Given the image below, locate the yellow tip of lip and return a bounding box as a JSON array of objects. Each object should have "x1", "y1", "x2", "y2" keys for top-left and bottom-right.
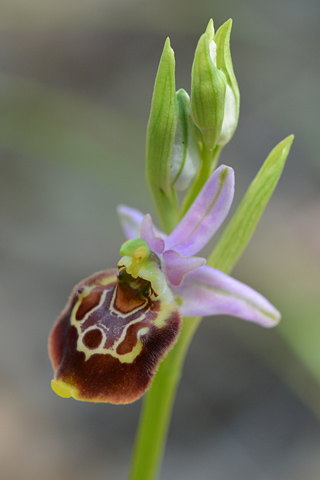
[{"x1": 51, "y1": 379, "x2": 77, "y2": 399}]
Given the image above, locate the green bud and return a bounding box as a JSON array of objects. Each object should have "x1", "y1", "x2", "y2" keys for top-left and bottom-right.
[
  {"x1": 215, "y1": 19, "x2": 240, "y2": 145},
  {"x1": 146, "y1": 37, "x2": 178, "y2": 196},
  {"x1": 170, "y1": 89, "x2": 201, "y2": 190},
  {"x1": 190, "y1": 19, "x2": 227, "y2": 150},
  {"x1": 145, "y1": 38, "x2": 179, "y2": 232}
]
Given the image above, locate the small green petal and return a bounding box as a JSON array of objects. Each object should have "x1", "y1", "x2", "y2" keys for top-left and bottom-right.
[
  {"x1": 119, "y1": 238, "x2": 150, "y2": 259},
  {"x1": 119, "y1": 238, "x2": 170, "y2": 297},
  {"x1": 214, "y1": 19, "x2": 240, "y2": 145},
  {"x1": 215, "y1": 19, "x2": 239, "y2": 114},
  {"x1": 208, "y1": 135, "x2": 294, "y2": 273}
]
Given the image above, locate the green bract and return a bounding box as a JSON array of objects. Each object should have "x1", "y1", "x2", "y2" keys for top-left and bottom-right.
[
  {"x1": 208, "y1": 135, "x2": 294, "y2": 273},
  {"x1": 215, "y1": 19, "x2": 240, "y2": 145},
  {"x1": 145, "y1": 38, "x2": 179, "y2": 232}
]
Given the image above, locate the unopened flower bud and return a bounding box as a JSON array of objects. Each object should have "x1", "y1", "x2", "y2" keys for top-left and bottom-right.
[
  {"x1": 190, "y1": 19, "x2": 239, "y2": 149},
  {"x1": 170, "y1": 89, "x2": 201, "y2": 190},
  {"x1": 145, "y1": 40, "x2": 178, "y2": 194},
  {"x1": 145, "y1": 38, "x2": 179, "y2": 230},
  {"x1": 190, "y1": 19, "x2": 226, "y2": 150}
]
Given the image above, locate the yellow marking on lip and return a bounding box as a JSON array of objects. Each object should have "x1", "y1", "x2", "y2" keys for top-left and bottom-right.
[
  {"x1": 96, "y1": 274, "x2": 117, "y2": 286},
  {"x1": 153, "y1": 300, "x2": 177, "y2": 328},
  {"x1": 71, "y1": 282, "x2": 150, "y2": 363},
  {"x1": 115, "y1": 337, "x2": 143, "y2": 364},
  {"x1": 71, "y1": 288, "x2": 108, "y2": 328},
  {"x1": 76, "y1": 313, "x2": 148, "y2": 363},
  {"x1": 69, "y1": 270, "x2": 179, "y2": 364}
]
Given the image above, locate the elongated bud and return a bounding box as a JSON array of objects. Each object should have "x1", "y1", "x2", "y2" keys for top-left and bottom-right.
[
  {"x1": 190, "y1": 19, "x2": 239, "y2": 150},
  {"x1": 190, "y1": 20, "x2": 227, "y2": 150},
  {"x1": 170, "y1": 89, "x2": 201, "y2": 190},
  {"x1": 215, "y1": 19, "x2": 240, "y2": 145},
  {"x1": 145, "y1": 38, "x2": 179, "y2": 230}
]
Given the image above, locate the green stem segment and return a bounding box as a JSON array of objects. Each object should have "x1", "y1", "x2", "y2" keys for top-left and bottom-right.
[
  {"x1": 128, "y1": 175, "x2": 205, "y2": 479},
  {"x1": 180, "y1": 144, "x2": 222, "y2": 217},
  {"x1": 128, "y1": 317, "x2": 201, "y2": 480}
]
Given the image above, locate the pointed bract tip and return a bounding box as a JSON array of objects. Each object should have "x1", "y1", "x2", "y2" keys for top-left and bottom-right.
[
  {"x1": 217, "y1": 18, "x2": 233, "y2": 38},
  {"x1": 280, "y1": 134, "x2": 294, "y2": 147},
  {"x1": 163, "y1": 37, "x2": 173, "y2": 54},
  {"x1": 272, "y1": 134, "x2": 294, "y2": 161},
  {"x1": 284, "y1": 134, "x2": 294, "y2": 145},
  {"x1": 224, "y1": 18, "x2": 233, "y2": 29},
  {"x1": 205, "y1": 18, "x2": 214, "y2": 36},
  {"x1": 281, "y1": 134, "x2": 294, "y2": 155}
]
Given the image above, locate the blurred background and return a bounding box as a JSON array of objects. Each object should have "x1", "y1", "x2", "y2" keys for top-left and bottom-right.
[{"x1": 1, "y1": 0, "x2": 320, "y2": 478}]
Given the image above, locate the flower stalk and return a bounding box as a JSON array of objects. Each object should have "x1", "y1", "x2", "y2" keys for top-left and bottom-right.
[
  {"x1": 180, "y1": 143, "x2": 222, "y2": 217},
  {"x1": 129, "y1": 316, "x2": 201, "y2": 480}
]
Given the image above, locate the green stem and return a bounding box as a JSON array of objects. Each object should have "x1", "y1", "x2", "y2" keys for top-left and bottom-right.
[
  {"x1": 129, "y1": 157, "x2": 205, "y2": 478},
  {"x1": 129, "y1": 144, "x2": 224, "y2": 480},
  {"x1": 128, "y1": 316, "x2": 201, "y2": 480},
  {"x1": 180, "y1": 145, "x2": 222, "y2": 218},
  {"x1": 149, "y1": 186, "x2": 179, "y2": 234}
]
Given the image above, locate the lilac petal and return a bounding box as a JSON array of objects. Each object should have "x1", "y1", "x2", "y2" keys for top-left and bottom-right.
[
  {"x1": 165, "y1": 165, "x2": 234, "y2": 256},
  {"x1": 173, "y1": 265, "x2": 280, "y2": 327},
  {"x1": 140, "y1": 214, "x2": 165, "y2": 254},
  {"x1": 117, "y1": 205, "x2": 145, "y2": 240},
  {"x1": 163, "y1": 250, "x2": 206, "y2": 286}
]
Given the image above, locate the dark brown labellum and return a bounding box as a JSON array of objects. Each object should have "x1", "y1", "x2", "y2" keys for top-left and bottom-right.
[{"x1": 49, "y1": 268, "x2": 181, "y2": 404}]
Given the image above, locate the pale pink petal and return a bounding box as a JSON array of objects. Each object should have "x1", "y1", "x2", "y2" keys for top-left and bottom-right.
[
  {"x1": 140, "y1": 214, "x2": 165, "y2": 254},
  {"x1": 173, "y1": 265, "x2": 280, "y2": 327},
  {"x1": 165, "y1": 165, "x2": 234, "y2": 256},
  {"x1": 163, "y1": 250, "x2": 206, "y2": 286},
  {"x1": 117, "y1": 205, "x2": 145, "y2": 240}
]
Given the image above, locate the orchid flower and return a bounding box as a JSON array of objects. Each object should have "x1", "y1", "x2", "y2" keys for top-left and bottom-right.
[
  {"x1": 118, "y1": 164, "x2": 280, "y2": 326},
  {"x1": 49, "y1": 165, "x2": 280, "y2": 405}
]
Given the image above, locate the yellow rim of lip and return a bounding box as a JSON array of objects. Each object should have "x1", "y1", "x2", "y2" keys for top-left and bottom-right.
[{"x1": 51, "y1": 379, "x2": 77, "y2": 399}]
